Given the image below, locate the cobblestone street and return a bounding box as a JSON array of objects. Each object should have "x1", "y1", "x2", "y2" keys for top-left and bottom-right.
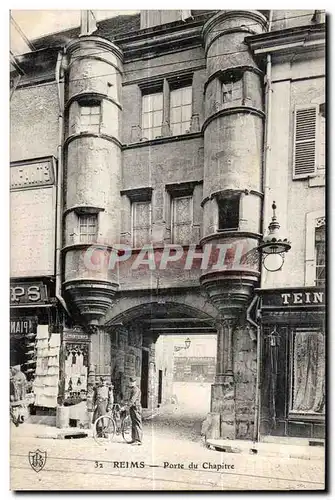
[{"x1": 10, "y1": 411, "x2": 325, "y2": 491}]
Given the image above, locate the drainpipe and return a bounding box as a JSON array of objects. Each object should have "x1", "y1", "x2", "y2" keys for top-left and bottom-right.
[
  {"x1": 248, "y1": 9, "x2": 273, "y2": 444},
  {"x1": 246, "y1": 294, "x2": 261, "y2": 442},
  {"x1": 262, "y1": 10, "x2": 273, "y2": 239},
  {"x1": 55, "y1": 50, "x2": 70, "y2": 316}
]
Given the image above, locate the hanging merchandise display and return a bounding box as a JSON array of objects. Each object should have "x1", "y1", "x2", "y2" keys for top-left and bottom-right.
[{"x1": 33, "y1": 326, "x2": 60, "y2": 408}]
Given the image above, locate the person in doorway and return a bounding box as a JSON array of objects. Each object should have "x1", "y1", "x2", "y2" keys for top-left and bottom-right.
[
  {"x1": 10, "y1": 366, "x2": 28, "y2": 425},
  {"x1": 123, "y1": 377, "x2": 142, "y2": 446},
  {"x1": 92, "y1": 377, "x2": 113, "y2": 437}
]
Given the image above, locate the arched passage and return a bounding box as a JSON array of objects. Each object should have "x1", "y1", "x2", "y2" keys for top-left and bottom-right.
[{"x1": 101, "y1": 290, "x2": 219, "y2": 440}]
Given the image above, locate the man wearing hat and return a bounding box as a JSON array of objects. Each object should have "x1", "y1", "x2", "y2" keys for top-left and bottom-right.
[
  {"x1": 124, "y1": 377, "x2": 142, "y2": 446},
  {"x1": 93, "y1": 377, "x2": 113, "y2": 437}
]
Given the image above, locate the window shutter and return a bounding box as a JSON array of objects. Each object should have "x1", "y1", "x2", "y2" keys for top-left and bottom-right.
[{"x1": 293, "y1": 106, "x2": 318, "y2": 179}]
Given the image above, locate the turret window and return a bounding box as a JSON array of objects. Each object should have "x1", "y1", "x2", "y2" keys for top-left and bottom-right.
[
  {"x1": 217, "y1": 195, "x2": 240, "y2": 231},
  {"x1": 221, "y1": 71, "x2": 244, "y2": 104},
  {"x1": 79, "y1": 214, "x2": 98, "y2": 243},
  {"x1": 79, "y1": 102, "x2": 101, "y2": 134}
]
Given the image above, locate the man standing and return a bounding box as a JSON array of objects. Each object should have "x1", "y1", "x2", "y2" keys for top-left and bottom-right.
[
  {"x1": 10, "y1": 366, "x2": 28, "y2": 425},
  {"x1": 124, "y1": 377, "x2": 142, "y2": 446},
  {"x1": 93, "y1": 377, "x2": 113, "y2": 437}
]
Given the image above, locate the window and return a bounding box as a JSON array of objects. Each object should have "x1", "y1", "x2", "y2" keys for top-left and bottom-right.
[
  {"x1": 79, "y1": 103, "x2": 101, "y2": 134},
  {"x1": 79, "y1": 215, "x2": 98, "y2": 243},
  {"x1": 217, "y1": 195, "x2": 240, "y2": 230},
  {"x1": 290, "y1": 329, "x2": 325, "y2": 414},
  {"x1": 222, "y1": 79, "x2": 243, "y2": 103},
  {"x1": 172, "y1": 196, "x2": 193, "y2": 244},
  {"x1": 315, "y1": 224, "x2": 325, "y2": 286},
  {"x1": 170, "y1": 86, "x2": 192, "y2": 136},
  {"x1": 139, "y1": 77, "x2": 193, "y2": 142},
  {"x1": 142, "y1": 92, "x2": 163, "y2": 140},
  {"x1": 304, "y1": 211, "x2": 325, "y2": 286},
  {"x1": 221, "y1": 71, "x2": 244, "y2": 104},
  {"x1": 132, "y1": 201, "x2": 151, "y2": 247}
]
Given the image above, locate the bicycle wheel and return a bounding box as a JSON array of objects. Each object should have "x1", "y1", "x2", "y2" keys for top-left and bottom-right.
[
  {"x1": 93, "y1": 415, "x2": 116, "y2": 445},
  {"x1": 121, "y1": 414, "x2": 132, "y2": 443}
]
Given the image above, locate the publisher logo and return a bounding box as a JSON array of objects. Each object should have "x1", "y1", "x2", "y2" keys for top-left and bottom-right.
[{"x1": 28, "y1": 449, "x2": 47, "y2": 472}]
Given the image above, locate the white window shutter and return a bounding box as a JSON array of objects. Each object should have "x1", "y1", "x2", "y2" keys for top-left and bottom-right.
[{"x1": 293, "y1": 105, "x2": 318, "y2": 179}]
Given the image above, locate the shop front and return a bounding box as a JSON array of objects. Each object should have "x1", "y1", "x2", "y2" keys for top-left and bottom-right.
[
  {"x1": 10, "y1": 279, "x2": 62, "y2": 413},
  {"x1": 258, "y1": 287, "x2": 325, "y2": 440}
]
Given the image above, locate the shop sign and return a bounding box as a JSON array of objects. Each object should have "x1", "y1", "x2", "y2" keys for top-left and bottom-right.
[
  {"x1": 260, "y1": 287, "x2": 325, "y2": 308},
  {"x1": 10, "y1": 319, "x2": 36, "y2": 334},
  {"x1": 63, "y1": 330, "x2": 90, "y2": 342},
  {"x1": 10, "y1": 282, "x2": 48, "y2": 306}
]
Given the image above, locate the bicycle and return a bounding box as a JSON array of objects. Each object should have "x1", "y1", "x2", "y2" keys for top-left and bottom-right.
[{"x1": 93, "y1": 403, "x2": 132, "y2": 445}]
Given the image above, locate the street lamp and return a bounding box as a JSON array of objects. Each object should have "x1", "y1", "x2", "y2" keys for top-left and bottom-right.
[
  {"x1": 174, "y1": 337, "x2": 191, "y2": 352},
  {"x1": 257, "y1": 201, "x2": 291, "y2": 272}
]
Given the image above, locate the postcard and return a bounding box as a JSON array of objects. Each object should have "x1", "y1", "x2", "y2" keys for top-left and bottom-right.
[{"x1": 10, "y1": 8, "x2": 325, "y2": 491}]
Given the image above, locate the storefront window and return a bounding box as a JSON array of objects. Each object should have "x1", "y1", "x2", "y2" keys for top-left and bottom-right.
[{"x1": 290, "y1": 329, "x2": 325, "y2": 414}]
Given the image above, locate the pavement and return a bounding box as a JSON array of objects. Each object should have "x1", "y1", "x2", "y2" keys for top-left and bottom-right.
[{"x1": 10, "y1": 408, "x2": 325, "y2": 491}]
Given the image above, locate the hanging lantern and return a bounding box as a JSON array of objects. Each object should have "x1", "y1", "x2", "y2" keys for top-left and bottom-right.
[{"x1": 258, "y1": 201, "x2": 291, "y2": 272}]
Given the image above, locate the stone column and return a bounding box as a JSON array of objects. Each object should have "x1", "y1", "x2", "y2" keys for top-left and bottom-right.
[{"x1": 211, "y1": 319, "x2": 236, "y2": 439}]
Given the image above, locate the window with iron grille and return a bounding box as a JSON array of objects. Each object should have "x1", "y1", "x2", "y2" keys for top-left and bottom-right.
[
  {"x1": 79, "y1": 103, "x2": 101, "y2": 134},
  {"x1": 315, "y1": 224, "x2": 325, "y2": 286},
  {"x1": 132, "y1": 201, "x2": 151, "y2": 247},
  {"x1": 141, "y1": 92, "x2": 163, "y2": 140},
  {"x1": 79, "y1": 214, "x2": 98, "y2": 243},
  {"x1": 170, "y1": 86, "x2": 192, "y2": 136}
]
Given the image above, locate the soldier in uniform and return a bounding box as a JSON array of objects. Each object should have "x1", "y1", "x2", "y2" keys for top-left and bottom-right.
[
  {"x1": 92, "y1": 377, "x2": 113, "y2": 437},
  {"x1": 124, "y1": 377, "x2": 142, "y2": 446}
]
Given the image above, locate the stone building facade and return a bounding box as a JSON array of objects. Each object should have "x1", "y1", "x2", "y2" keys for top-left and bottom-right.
[{"x1": 10, "y1": 10, "x2": 325, "y2": 440}]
